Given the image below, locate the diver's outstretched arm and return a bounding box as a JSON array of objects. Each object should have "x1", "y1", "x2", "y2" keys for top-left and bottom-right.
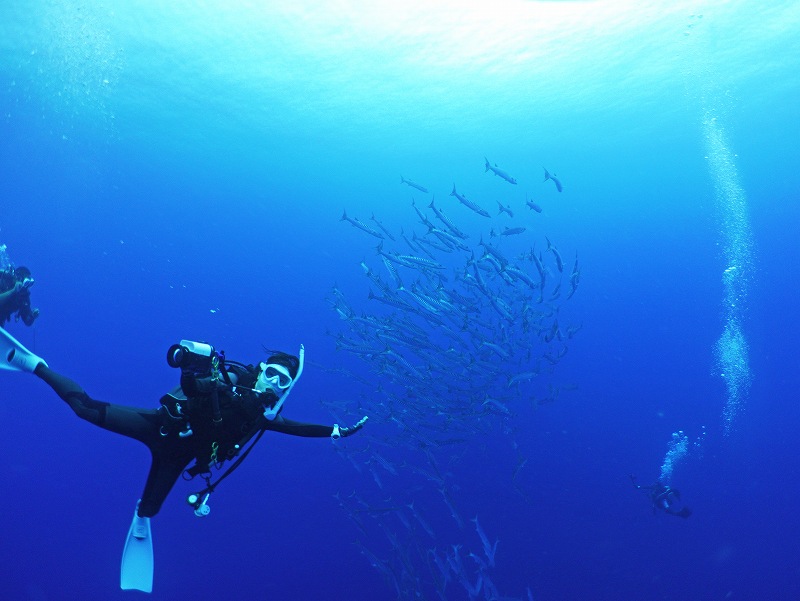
[
  {"x1": 267, "y1": 415, "x2": 333, "y2": 437},
  {"x1": 268, "y1": 415, "x2": 368, "y2": 439}
]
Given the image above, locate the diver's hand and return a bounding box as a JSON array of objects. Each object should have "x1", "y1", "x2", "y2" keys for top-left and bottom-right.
[{"x1": 331, "y1": 415, "x2": 368, "y2": 439}]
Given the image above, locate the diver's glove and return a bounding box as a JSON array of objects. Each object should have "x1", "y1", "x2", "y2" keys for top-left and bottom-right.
[{"x1": 331, "y1": 415, "x2": 369, "y2": 439}]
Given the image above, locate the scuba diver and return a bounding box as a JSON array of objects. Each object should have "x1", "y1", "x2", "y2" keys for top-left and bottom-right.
[
  {"x1": 0, "y1": 329, "x2": 368, "y2": 593},
  {"x1": 629, "y1": 475, "x2": 692, "y2": 519},
  {"x1": 0, "y1": 265, "x2": 39, "y2": 326}
]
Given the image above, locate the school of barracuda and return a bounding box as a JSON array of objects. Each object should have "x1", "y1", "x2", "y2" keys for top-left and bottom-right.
[{"x1": 325, "y1": 161, "x2": 580, "y2": 600}]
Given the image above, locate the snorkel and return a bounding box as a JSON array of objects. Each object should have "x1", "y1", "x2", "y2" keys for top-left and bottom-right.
[{"x1": 263, "y1": 344, "x2": 304, "y2": 421}]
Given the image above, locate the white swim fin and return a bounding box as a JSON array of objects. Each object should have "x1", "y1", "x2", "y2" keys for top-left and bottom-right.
[
  {"x1": 0, "y1": 326, "x2": 47, "y2": 372},
  {"x1": 120, "y1": 501, "x2": 153, "y2": 593}
]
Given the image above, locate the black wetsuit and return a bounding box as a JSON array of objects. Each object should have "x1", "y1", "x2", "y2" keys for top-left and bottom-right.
[
  {"x1": 35, "y1": 364, "x2": 334, "y2": 517},
  {"x1": 633, "y1": 479, "x2": 692, "y2": 519},
  {"x1": 0, "y1": 269, "x2": 38, "y2": 326}
]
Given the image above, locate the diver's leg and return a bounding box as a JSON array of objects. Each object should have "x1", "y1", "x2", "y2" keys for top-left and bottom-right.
[
  {"x1": 36, "y1": 365, "x2": 195, "y2": 517},
  {"x1": 35, "y1": 364, "x2": 161, "y2": 444},
  {"x1": 137, "y1": 449, "x2": 194, "y2": 517}
]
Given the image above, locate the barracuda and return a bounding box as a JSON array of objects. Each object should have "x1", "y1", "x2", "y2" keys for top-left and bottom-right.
[
  {"x1": 484, "y1": 157, "x2": 518, "y2": 185},
  {"x1": 450, "y1": 184, "x2": 490, "y2": 218}
]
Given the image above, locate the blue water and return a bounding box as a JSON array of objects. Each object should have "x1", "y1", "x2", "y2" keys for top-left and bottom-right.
[{"x1": 2, "y1": 1, "x2": 799, "y2": 599}]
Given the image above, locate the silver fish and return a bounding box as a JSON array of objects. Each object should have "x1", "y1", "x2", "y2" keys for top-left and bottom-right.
[
  {"x1": 484, "y1": 157, "x2": 518, "y2": 185},
  {"x1": 400, "y1": 175, "x2": 429, "y2": 193},
  {"x1": 546, "y1": 236, "x2": 563, "y2": 272},
  {"x1": 450, "y1": 184, "x2": 490, "y2": 218},
  {"x1": 370, "y1": 213, "x2": 396, "y2": 241},
  {"x1": 526, "y1": 196, "x2": 543, "y2": 213},
  {"x1": 471, "y1": 515, "x2": 499, "y2": 568},
  {"x1": 543, "y1": 167, "x2": 563, "y2": 192},
  {"x1": 430, "y1": 197, "x2": 468, "y2": 240},
  {"x1": 340, "y1": 210, "x2": 385, "y2": 239},
  {"x1": 497, "y1": 200, "x2": 514, "y2": 217}
]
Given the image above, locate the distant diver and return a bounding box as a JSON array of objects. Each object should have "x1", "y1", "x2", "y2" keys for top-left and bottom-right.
[
  {"x1": 630, "y1": 475, "x2": 692, "y2": 519},
  {"x1": 0, "y1": 265, "x2": 39, "y2": 326},
  {"x1": 543, "y1": 167, "x2": 563, "y2": 192}
]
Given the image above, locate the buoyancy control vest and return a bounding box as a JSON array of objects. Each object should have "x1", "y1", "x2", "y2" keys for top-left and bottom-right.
[{"x1": 159, "y1": 363, "x2": 267, "y2": 473}]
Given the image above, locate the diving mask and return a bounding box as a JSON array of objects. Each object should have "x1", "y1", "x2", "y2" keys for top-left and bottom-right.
[
  {"x1": 255, "y1": 363, "x2": 293, "y2": 393},
  {"x1": 261, "y1": 344, "x2": 304, "y2": 421}
]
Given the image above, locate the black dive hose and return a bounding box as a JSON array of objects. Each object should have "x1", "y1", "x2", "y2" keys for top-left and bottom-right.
[{"x1": 187, "y1": 427, "x2": 267, "y2": 515}]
